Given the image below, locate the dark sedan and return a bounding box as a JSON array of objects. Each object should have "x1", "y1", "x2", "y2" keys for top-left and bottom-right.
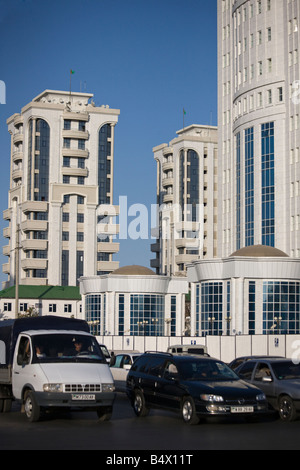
[
  {"x1": 235, "y1": 358, "x2": 300, "y2": 421},
  {"x1": 126, "y1": 352, "x2": 268, "y2": 424}
]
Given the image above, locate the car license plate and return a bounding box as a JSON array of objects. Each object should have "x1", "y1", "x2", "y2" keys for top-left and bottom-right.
[
  {"x1": 72, "y1": 394, "x2": 95, "y2": 401},
  {"x1": 231, "y1": 406, "x2": 254, "y2": 413}
]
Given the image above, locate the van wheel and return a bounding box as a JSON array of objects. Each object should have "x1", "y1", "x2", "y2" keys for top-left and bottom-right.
[
  {"x1": 279, "y1": 395, "x2": 297, "y2": 422},
  {"x1": 96, "y1": 406, "x2": 112, "y2": 421},
  {"x1": 133, "y1": 390, "x2": 149, "y2": 417},
  {"x1": 24, "y1": 391, "x2": 41, "y2": 422},
  {"x1": 182, "y1": 397, "x2": 199, "y2": 425}
]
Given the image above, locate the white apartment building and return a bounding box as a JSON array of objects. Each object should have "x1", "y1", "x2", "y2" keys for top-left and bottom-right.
[
  {"x1": 151, "y1": 125, "x2": 218, "y2": 276},
  {"x1": 3, "y1": 90, "x2": 120, "y2": 288},
  {"x1": 218, "y1": 0, "x2": 300, "y2": 257}
]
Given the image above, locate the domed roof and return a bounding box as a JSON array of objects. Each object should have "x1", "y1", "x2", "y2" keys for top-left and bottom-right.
[
  {"x1": 230, "y1": 245, "x2": 289, "y2": 258},
  {"x1": 111, "y1": 265, "x2": 156, "y2": 276}
]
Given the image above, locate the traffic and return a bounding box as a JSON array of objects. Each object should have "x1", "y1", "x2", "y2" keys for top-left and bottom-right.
[{"x1": 1, "y1": 316, "x2": 300, "y2": 425}]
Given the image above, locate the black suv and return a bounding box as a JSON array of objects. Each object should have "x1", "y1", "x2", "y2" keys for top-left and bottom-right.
[{"x1": 126, "y1": 352, "x2": 268, "y2": 424}]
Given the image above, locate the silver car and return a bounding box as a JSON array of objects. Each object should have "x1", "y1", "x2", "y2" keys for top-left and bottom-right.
[
  {"x1": 110, "y1": 352, "x2": 141, "y2": 392},
  {"x1": 236, "y1": 358, "x2": 300, "y2": 421}
]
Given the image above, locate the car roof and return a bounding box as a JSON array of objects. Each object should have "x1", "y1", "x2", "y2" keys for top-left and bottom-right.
[{"x1": 143, "y1": 352, "x2": 217, "y2": 362}]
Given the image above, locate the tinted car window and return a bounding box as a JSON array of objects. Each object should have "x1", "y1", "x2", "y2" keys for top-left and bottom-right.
[
  {"x1": 131, "y1": 355, "x2": 165, "y2": 376},
  {"x1": 272, "y1": 361, "x2": 300, "y2": 380},
  {"x1": 131, "y1": 355, "x2": 149, "y2": 373},
  {"x1": 146, "y1": 356, "x2": 165, "y2": 377},
  {"x1": 238, "y1": 361, "x2": 256, "y2": 380}
]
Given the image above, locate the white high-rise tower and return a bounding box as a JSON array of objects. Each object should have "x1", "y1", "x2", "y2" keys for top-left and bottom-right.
[
  {"x1": 3, "y1": 90, "x2": 120, "y2": 288},
  {"x1": 218, "y1": 0, "x2": 300, "y2": 257}
]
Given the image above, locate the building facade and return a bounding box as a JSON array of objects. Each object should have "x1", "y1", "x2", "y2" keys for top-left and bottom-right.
[
  {"x1": 151, "y1": 125, "x2": 218, "y2": 276},
  {"x1": 80, "y1": 265, "x2": 189, "y2": 337},
  {"x1": 188, "y1": 245, "x2": 300, "y2": 337},
  {"x1": 218, "y1": 0, "x2": 300, "y2": 257},
  {"x1": 3, "y1": 90, "x2": 120, "y2": 288}
]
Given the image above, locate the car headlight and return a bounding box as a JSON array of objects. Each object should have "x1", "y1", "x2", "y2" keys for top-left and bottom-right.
[
  {"x1": 200, "y1": 394, "x2": 224, "y2": 402},
  {"x1": 102, "y1": 383, "x2": 115, "y2": 392},
  {"x1": 43, "y1": 383, "x2": 63, "y2": 393},
  {"x1": 256, "y1": 393, "x2": 266, "y2": 401}
]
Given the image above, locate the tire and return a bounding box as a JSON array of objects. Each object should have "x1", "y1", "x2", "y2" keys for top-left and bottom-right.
[
  {"x1": 24, "y1": 391, "x2": 41, "y2": 422},
  {"x1": 278, "y1": 395, "x2": 298, "y2": 422},
  {"x1": 96, "y1": 406, "x2": 112, "y2": 422},
  {"x1": 133, "y1": 390, "x2": 149, "y2": 417},
  {"x1": 182, "y1": 397, "x2": 199, "y2": 425}
]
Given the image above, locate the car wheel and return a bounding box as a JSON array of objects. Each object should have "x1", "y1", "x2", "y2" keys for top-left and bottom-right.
[
  {"x1": 133, "y1": 390, "x2": 149, "y2": 417},
  {"x1": 182, "y1": 397, "x2": 199, "y2": 425},
  {"x1": 279, "y1": 395, "x2": 297, "y2": 422},
  {"x1": 24, "y1": 390, "x2": 41, "y2": 422}
]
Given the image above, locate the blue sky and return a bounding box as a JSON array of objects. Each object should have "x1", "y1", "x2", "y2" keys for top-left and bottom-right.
[{"x1": 0, "y1": 0, "x2": 217, "y2": 284}]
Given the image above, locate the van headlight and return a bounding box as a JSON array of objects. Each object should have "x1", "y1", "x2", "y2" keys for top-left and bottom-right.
[
  {"x1": 200, "y1": 394, "x2": 224, "y2": 402},
  {"x1": 102, "y1": 383, "x2": 115, "y2": 392},
  {"x1": 43, "y1": 383, "x2": 63, "y2": 393}
]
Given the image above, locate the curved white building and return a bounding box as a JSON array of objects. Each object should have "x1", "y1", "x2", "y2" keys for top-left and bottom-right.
[
  {"x1": 218, "y1": 0, "x2": 300, "y2": 257},
  {"x1": 80, "y1": 265, "x2": 188, "y2": 337},
  {"x1": 188, "y1": 245, "x2": 300, "y2": 336}
]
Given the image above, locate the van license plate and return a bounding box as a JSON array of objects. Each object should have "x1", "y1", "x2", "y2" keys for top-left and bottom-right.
[
  {"x1": 231, "y1": 406, "x2": 253, "y2": 413},
  {"x1": 72, "y1": 394, "x2": 95, "y2": 401}
]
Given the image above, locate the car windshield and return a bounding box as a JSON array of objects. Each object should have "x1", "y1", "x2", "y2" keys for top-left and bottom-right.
[
  {"x1": 177, "y1": 359, "x2": 239, "y2": 381},
  {"x1": 31, "y1": 334, "x2": 106, "y2": 364},
  {"x1": 271, "y1": 361, "x2": 300, "y2": 380}
]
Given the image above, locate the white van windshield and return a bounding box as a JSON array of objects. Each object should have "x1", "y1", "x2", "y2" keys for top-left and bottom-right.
[{"x1": 31, "y1": 334, "x2": 106, "y2": 364}]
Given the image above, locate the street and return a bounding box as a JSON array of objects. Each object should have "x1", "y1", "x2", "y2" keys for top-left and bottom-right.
[{"x1": 0, "y1": 393, "x2": 300, "y2": 451}]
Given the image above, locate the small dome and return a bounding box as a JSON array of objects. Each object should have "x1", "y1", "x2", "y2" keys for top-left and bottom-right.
[
  {"x1": 111, "y1": 265, "x2": 156, "y2": 276},
  {"x1": 230, "y1": 245, "x2": 289, "y2": 258}
]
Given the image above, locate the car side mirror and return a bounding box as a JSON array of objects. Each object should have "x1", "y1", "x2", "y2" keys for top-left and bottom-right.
[{"x1": 262, "y1": 376, "x2": 272, "y2": 382}]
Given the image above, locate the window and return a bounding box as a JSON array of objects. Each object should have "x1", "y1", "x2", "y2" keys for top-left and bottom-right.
[
  {"x1": 63, "y1": 138, "x2": 70, "y2": 149},
  {"x1": 78, "y1": 139, "x2": 85, "y2": 150},
  {"x1": 63, "y1": 157, "x2": 70, "y2": 167},
  {"x1": 62, "y1": 231, "x2": 69, "y2": 241},
  {"x1": 64, "y1": 304, "x2": 72, "y2": 313},
  {"x1": 78, "y1": 121, "x2": 86, "y2": 131},
  {"x1": 77, "y1": 232, "x2": 84, "y2": 242},
  {"x1": 3, "y1": 303, "x2": 12, "y2": 311},
  {"x1": 77, "y1": 213, "x2": 84, "y2": 223},
  {"x1": 49, "y1": 304, "x2": 57, "y2": 313},
  {"x1": 64, "y1": 120, "x2": 71, "y2": 130}
]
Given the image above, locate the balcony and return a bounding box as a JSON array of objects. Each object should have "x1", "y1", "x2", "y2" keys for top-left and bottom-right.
[
  {"x1": 62, "y1": 167, "x2": 88, "y2": 177},
  {"x1": 22, "y1": 201, "x2": 48, "y2": 213},
  {"x1": 3, "y1": 226, "x2": 11, "y2": 238},
  {"x1": 12, "y1": 169, "x2": 23, "y2": 181},
  {"x1": 3, "y1": 209, "x2": 11, "y2": 221},
  {"x1": 62, "y1": 112, "x2": 89, "y2": 122},
  {"x1": 21, "y1": 258, "x2": 48, "y2": 270},
  {"x1": 22, "y1": 239, "x2": 48, "y2": 251},
  {"x1": 12, "y1": 151, "x2": 23, "y2": 163},
  {"x1": 21, "y1": 220, "x2": 48, "y2": 232},
  {"x1": 162, "y1": 177, "x2": 174, "y2": 188},
  {"x1": 13, "y1": 132, "x2": 23, "y2": 144},
  {"x1": 62, "y1": 148, "x2": 89, "y2": 158},
  {"x1": 62, "y1": 129, "x2": 89, "y2": 140},
  {"x1": 97, "y1": 242, "x2": 120, "y2": 254},
  {"x1": 97, "y1": 261, "x2": 119, "y2": 272}
]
